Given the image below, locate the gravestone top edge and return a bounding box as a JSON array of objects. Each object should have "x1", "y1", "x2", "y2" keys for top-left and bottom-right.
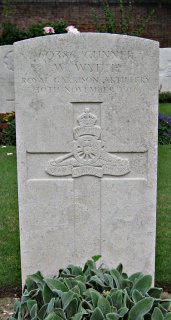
[
  {"x1": 13, "y1": 33, "x2": 159, "y2": 48},
  {"x1": 160, "y1": 47, "x2": 171, "y2": 50},
  {"x1": 0, "y1": 44, "x2": 13, "y2": 49}
]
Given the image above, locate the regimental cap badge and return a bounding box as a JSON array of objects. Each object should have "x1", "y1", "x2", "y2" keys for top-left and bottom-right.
[
  {"x1": 73, "y1": 108, "x2": 101, "y2": 140},
  {"x1": 78, "y1": 108, "x2": 97, "y2": 127}
]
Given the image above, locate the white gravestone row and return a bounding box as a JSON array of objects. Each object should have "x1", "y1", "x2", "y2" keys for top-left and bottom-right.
[
  {"x1": 159, "y1": 48, "x2": 171, "y2": 92},
  {"x1": 14, "y1": 34, "x2": 159, "y2": 283},
  {"x1": 0, "y1": 45, "x2": 14, "y2": 113}
]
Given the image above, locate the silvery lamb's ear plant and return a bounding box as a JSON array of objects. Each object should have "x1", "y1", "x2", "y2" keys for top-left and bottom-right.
[{"x1": 9, "y1": 256, "x2": 171, "y2": 320}]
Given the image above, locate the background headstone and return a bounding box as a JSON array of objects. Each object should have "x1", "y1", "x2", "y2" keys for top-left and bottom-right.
[
  {"x1": 14, "y1": 34, "x2": 159, "y2": 283},
  {"x1": 159, "y1": 48, "x2": 171, "y2": 92},
  {"x1": 0, "y1": 45, "x2": 14, "y2": 113}
]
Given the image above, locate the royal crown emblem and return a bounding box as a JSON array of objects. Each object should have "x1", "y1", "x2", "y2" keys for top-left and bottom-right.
[
  {"x1": 73, "y1": 108, "x2": 101, "y2": 140},
  {"x1": 45, "y1": 108, "x2": 130, "y2": 178}
]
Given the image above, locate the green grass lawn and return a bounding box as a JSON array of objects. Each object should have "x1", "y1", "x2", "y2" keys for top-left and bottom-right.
[
  {"x1": 160, "y1": 103, "x2": 171, "y2": 117},
  {"x1": 154, "y1": 103, "x2": 171, "y2": 286},
  {"x1": 0, "y1": 104, "x2": 171, "y2": 288},
  {"x1": 0, "y1": 146, "x2": 21, "y2": 287},
  {"x1": 156, "y1": 145, "x2": 171, "y2": 286}
]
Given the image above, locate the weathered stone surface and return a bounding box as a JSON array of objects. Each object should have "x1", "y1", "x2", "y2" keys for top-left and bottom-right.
[
  {"x1": 14, "y1": 34, "x2": 159, "y2": 283},
  {"x1": 159, "y1": 48, "x2": 171, "y2": 92},
  {"x1": 0, "y1": 45, "x2": 14, "y2": 112}
]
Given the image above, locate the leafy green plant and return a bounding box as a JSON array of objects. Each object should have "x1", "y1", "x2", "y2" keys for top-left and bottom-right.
[
  {"x1": 0, "y1": 112, "x2": 16, "y2": 145},
  {"x1": 92, "y1": 0, "x2": 155, "y2": 36},
  {"x1": 1, "y1": 0, "x2": 16, "y2": 17},
  {"x1": 158, "y1": 113, "x2": 171, "y2": 145},
  {"x1": 2, "y1": 118, "x2": 16, "y2": 145},
  {"x1": 9, "y1": 256, "x2": 171, "y2": 320},
  {"x1": 0, "y1": 23, "x2": 25, "y2": 45},
  {"x1": 0, "y1": 20, "x2": 67, "y2": 45},
  {"x1": 92, "y1": 4, "x2": 116, "y2": 33},
  {"x1": 159, "y1": 92, "x2": 171, "y2": 104}
]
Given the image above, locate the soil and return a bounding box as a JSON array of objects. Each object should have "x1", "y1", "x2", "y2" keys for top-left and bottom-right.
[
  {"x1": 0, "y1": 285, "x2": 170, "y2": 320},
  {"x1": 0, "y1": 287, "x2": 21, "y2": 320},
  {"x1": 0, "y1": 287, "x2": 21, "y2": 299},
  {"x1": 0, "y1": 297, "x2": 19, "y2": 320}
]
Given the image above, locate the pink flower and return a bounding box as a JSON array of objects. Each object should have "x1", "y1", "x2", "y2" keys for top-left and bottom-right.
[
  {"x1": 43, "y1": 26, "x2": 55, "y2": 34},
  {"x1": 66, "y1": 25, "x2": 80, "y2": 34}
]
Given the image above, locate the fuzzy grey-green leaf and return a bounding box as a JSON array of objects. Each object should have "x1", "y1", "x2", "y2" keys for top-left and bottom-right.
[
  {"x1": 128, "y1": 297, "x2": 154, "y2": 320},
  {"x1": 106, "y1": 313, "x2": 119, "y2": 320},
  {"x1": 132, "y1": 289, "x2": 144, "y2": 303},
  {"x1": 152, "y1": 307, "x2": 164, "y2": 320},
  {"x1": 66, "y1": 298, "x2": 78, "y2": 319},
  {"x1": 90, "y1": 289, "x2": 101, "y2": 307},
  {"x1": 132, "y1": 275, "x2": 152, "y2": 295},
  {"x1": 45, "y1": 279, "x2": 68, "y2": 292},
  {"x1": 45, "y1": 311, "x2": 61, "y2": 320},
  {"x1": 43, "y1": 284, "x2": 54, "y2": 304},
  {"x1": 97, "y1": 295, "x2": 111, "y2": 316},
  {"x1": 90, "y1": 307, "x2": 104, "y2": 320},
  {"x1": 71, "y1": 312, "x2": 83, "y2": 320}
]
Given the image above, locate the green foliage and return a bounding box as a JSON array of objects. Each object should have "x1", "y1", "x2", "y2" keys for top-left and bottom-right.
[
  {"x1": 158, "y1": 113, "x2": 171, "y2": 145},
  {"x1": 92, "y1": 0, "x2": 155, "y2": 36},
  {"x1": 2, "y1": 119, "x2": 16, "y2": 145},
  {"x1": 92, "y1": 5, "x2": 116, "y2": 33},
  {"x1": 0, "y1": 23, "x2": 23, "y2": 45},
  {"x1": 0, "y1": 112, "x2": 16, "y2": 146},
  {"x1": 10, "y1": 257, "x2": 171, "y2": 320},
  {"x1": 1, "y1": 0, "x2": 16, "y2": 17},
  {"x1": 159, "y1": 92, "x2": 171, "y2": 104},
  {"x1": 0, "y1": 20, "x2": 67, "y2": 45},
  {"x1": 135, "y1": 0, "x2": 171, "y2": 3}
]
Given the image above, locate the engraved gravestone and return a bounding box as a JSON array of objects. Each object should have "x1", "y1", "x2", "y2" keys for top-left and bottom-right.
[
  {"x1": 14, "y1": 34, "x2": 159, "y2": 282},
  {"x1": 0, "y1": 45, "x2": 14, "y2": 112},
  {"x1": 159, "y1": 48, "x2": 171, "y2": 92}
]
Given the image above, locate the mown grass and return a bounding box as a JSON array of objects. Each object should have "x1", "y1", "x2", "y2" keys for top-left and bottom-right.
[
  {"x1": 156, "y1": 104, "x2": 171, "y2": 286},
  {"x1": 0, "y1": 104, "x2": 171, "y2": 288},
  {"x1": 160, "y1": 103, "x2": 171, "y2": 117},
  {"x1": 156, "y1": 145, "x2": 171, "y2": 285},
  {"x1": 0, "y1": 146, "x2": 21, "y2": 287}
]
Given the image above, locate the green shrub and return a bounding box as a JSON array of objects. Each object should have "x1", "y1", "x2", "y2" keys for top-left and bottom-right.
[
  {"x1": 159, "y1": 92, "x2": 171, "y2": 103},
  {"x1": 9, "y1": 256, "x2": 171, "y2": 320},
  {"x1": 0, "y1": 112, "x2": 16, "y2": 145},
  {"x1": 0, "y1": 20, "x2": 67, "y2": 45},
  {"x1": 2, "y1": 118, "x2": 16, "y2": 145},
  {"x1": 0, "y1": 23, "x2": 25, "y2": 45}
]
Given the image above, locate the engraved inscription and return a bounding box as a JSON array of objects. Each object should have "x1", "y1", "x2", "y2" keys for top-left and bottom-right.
[
  {"x1": 3, "y1": 51, "x2": 14, "y2": 71},
  {"x1": 21, "y1": 48, "x2": 150, "y2": 96},
  {"x1": 73, "y1": 166, "x2": 103, "y2": 178},
  {"x1": 31, "y1": 48, "x2": 148, "y2": 64},
  {"x1": 23, "y1": 75, "x2": 150, "y2": 96},
  {"x1": 45, "y1": 108, "x2": 130, "y2": 178},
  {"x1": 166, "y1": 61, "x2": 171, "y2": 77}
]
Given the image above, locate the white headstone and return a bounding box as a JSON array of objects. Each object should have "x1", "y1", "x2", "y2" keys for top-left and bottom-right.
[
  {"x1": 14, "y1": 34, "x2": 159, "y2": 282},
  {"x1": 159, "y1": 48, "x2": 171, "y2": 92},
  {"x1": 0, "y1": 45, "x2": 14, "y2": 112}
]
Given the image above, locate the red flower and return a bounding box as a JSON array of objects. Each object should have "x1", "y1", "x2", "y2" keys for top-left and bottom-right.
[{"x1": 0, "y1": 123, "x2": 8, "y2": 129}]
